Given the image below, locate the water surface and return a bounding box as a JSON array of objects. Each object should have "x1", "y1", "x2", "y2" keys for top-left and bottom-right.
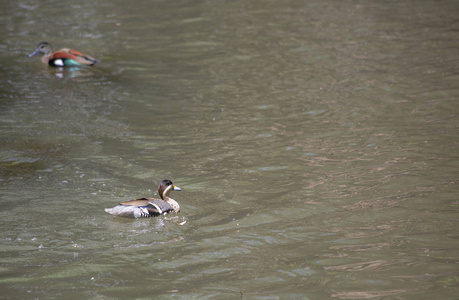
[{"x1": 1, "y1": 0, "x2": 458, "y2": 299}]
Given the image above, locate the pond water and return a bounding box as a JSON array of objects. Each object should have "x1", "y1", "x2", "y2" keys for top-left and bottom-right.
[{"x1": 1, "y1": 0, "x2": 458, "y2": 299}]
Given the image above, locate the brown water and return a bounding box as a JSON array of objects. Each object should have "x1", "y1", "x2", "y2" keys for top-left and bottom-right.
[{"x1": 1, "y1": 1, "x2": 458, "y2": 299}]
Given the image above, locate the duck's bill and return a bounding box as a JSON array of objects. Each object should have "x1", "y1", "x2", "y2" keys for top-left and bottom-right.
[
  {"x1": 28, "y1": 49, "x2": 39, "y2": 57},
  {"x1": 173, "y1": 185, "x2": 181, "y2": 191}
]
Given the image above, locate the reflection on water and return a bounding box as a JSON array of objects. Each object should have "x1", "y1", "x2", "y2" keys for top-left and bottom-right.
[
  {"x1": 1, "y1": 0, "x2": 458, "y2": 299},
  {"x1": 36, "y1": 67, "x2": 94, "y2": 80}
]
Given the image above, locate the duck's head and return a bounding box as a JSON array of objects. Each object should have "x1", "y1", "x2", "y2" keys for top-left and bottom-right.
[
  {"x1": 158, "y1": 179, "x2": 181, "y2": 199},
  {"x1": 28, "y1": 42, "x2": 53, "y2": 57}
]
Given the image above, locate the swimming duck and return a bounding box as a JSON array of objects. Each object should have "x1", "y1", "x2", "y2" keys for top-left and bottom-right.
[
  {"x1": 105, "y1": 180, "x2": 182, "y2": 218},
  {"x1": 28, "y1": 42, "x2": 100, "y2": 67}
]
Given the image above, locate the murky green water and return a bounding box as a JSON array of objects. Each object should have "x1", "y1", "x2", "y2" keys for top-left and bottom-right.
[{"x1": 1, "y1": 1, "x2": 458, "y2": 299}]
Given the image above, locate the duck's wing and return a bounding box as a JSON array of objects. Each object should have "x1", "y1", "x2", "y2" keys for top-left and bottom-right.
[
  {"x1": 52, "y1": 48, "x2": 100, "y2": 66},
  {"x1": 120, "y1": 197, "x2": 153, "y2": 206},
  {"x1": 120, "y1": 198, "x2": 174, "y2": 215},
  {"x1": 105, "y1": 198, "x2": 162, "y2": 218},
  {"x1": 146, "y1": 199, "x2": 175, "y2": 214},
  {"x1": 104, "y1": 205, "x2": 152, "y2": 218}
]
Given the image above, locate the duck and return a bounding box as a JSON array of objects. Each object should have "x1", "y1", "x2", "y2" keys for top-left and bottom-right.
[
  {"x1": 28, "y1": 42, "x2": 100, "y2": 67},
  {"x1": 105, "y1": 180, "x2": 182, "y2": 218}
]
